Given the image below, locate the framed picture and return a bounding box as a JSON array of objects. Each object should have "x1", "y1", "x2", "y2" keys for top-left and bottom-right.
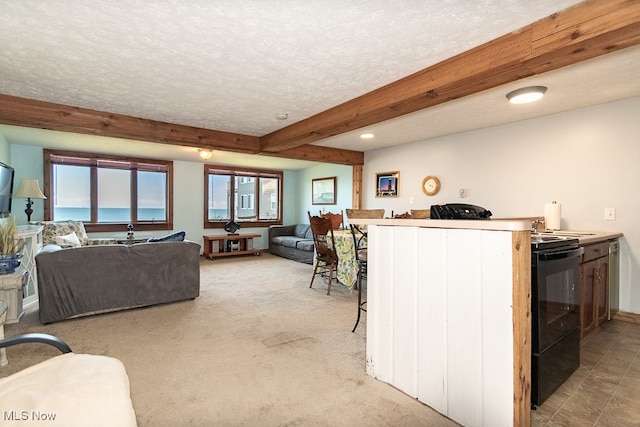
[
  {"x1": 312, "y1": 176, "x2": 336, "y2": 205},
  {"x1": 375, "y1": 171, "x2": 399, "y2": 197}
]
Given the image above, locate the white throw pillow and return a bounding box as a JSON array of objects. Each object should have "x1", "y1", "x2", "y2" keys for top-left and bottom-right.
[{"x1": 55, "y1": 232, "x2": 82, "y2": 248}]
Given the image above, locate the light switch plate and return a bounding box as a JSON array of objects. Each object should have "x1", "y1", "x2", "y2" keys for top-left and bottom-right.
[{"x1": 605, "y1": 208, "x2": 616, "y2": 221}]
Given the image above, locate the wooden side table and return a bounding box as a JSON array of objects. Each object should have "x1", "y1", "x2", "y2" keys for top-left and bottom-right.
[{"x1": 203, "y1": 234, "x2": 263, "y2": 259}]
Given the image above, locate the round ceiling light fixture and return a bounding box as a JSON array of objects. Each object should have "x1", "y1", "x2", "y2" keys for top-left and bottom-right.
[
  {"x1": 506, "y1": 86, "x2": 547, "y2": 104},
  {"x1": 360, "y1": 133, "x2": 375, "y2": 139},
  {"x1": 275, "y1": 112, "x2": 288, "y2": 120}
]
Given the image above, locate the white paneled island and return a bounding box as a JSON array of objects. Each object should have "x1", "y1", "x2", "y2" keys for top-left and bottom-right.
[{"x1": 355, "y1": 219, "x2": 531, "y2": 427}]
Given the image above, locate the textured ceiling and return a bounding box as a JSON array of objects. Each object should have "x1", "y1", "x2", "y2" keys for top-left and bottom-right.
[
  {"x1": 316, "y1": 44, "x2": 640, "y2": 152},
  {"x1": 2, "y1": 0, "x2": 639, "y2": 168}
]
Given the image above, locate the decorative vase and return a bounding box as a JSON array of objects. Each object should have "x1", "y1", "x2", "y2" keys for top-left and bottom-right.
[{"x1": 0, "y1": 253, "x2": 22, "y2": 275}]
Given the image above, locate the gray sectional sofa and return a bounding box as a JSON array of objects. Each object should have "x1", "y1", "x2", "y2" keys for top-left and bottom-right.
[
  {"x1": 36, "y1": 241, "x2": 201, "y2": 323},
  {"x1": 268, "y1": 224, "x2": 314, "y2": 264}
]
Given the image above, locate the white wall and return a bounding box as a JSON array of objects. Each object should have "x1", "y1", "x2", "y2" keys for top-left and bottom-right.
[
  {"x1": 362, "y1": 96, "x2": 640, "y2": 314},
  {"x1": 9, "y1": 144, "x2": 45, "y2": 220}
]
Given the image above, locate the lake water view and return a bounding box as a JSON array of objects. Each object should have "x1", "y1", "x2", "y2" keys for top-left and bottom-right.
[{"x1": 54, "y1": 207, "x2": 166, "y2": 222}]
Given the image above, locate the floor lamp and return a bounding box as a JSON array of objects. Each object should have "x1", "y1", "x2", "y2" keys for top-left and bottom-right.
[{"x1": 13, "y1": 179, "x2": 47, "y2": 222}]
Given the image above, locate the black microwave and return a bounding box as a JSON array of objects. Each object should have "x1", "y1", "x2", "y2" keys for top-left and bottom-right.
[{"x1": 430, "y1": 204, "x2": 492, "y2": 220}]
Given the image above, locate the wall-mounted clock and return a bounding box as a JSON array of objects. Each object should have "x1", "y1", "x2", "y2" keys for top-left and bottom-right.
[{"x1": 422, "y1": 175, "x2": 440, "y2": 196}]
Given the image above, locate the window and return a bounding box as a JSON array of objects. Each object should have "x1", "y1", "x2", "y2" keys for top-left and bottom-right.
[
  {"x1": 44, "y1": 150, "x2": 173, "y2": 232},
  {"x1": 205, "y1": 165, "x2": 282, "y2": 228}
]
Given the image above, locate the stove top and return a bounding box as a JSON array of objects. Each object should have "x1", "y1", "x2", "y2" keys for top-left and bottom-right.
[{"x1": 531, "y1": 233, "x2": 580, "y2": 251}]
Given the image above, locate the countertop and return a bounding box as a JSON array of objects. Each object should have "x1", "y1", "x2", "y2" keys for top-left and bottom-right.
[
  {"x1": 350, "y1": 218, "x2": 531, "y2": 231},
  {"x1": 536, "y1": 230, "x2": 623, "y2": 245},
  {"x1": 346, "y1": 219, "x2": 623, "y2": 243}
]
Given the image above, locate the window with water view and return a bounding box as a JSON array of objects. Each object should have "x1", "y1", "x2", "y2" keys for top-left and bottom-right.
[{"x1": 44, "y1": 150, "x2": 173, "y2": 232}]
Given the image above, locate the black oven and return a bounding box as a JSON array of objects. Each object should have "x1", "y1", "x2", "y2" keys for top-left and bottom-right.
[{"x1": 531, "y1": 236, "x2": 583, "y2": 407}]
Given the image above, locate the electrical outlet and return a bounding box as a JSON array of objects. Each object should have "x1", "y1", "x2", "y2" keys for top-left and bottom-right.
[
  {"x1": 459, "y1": 188, "x2": 467, "y2": 198},
  {"x1": 409, "y1": 196, "x2": 415, "y2": 204},
  {"x1": 605, "y1": 208, "x2": 616, "y2": 221}
]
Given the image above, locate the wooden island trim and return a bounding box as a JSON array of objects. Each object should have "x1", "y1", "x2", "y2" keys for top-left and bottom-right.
[{"x1": 512, "y1": 230, "x2": 532, "y2": 427}]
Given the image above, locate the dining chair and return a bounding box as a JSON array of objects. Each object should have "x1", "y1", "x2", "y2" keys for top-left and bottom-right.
[
  {"x1": 307, "y1": 213, "x2": 339, "y2": 295},
  {"x1": 410, "y1": 209, "x2": 431, "y2": 219},
  {"x1": 320, "y1": 210, "x2": 345, "y2": 230},
  {"x1": 349, "y1": 222, "x2": 369, "y2": 332},
  {"x1": 392, "y1": 211, "x2": 411, "y2": 218},
  {"x1": 344, "y1": 209, "x2": 385, "y2": 220}
]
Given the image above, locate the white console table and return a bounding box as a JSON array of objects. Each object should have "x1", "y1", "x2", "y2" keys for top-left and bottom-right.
[
  {"x1": 17, "y1": 225, "x2": 43, "y2": 308},
  {"x1": 0, "y1": 268, "x2": 27, "y2": 324}
]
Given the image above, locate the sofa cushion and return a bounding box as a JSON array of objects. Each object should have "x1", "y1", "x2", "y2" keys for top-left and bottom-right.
[
  {"x1": 304, "y1": 227, "x2": 314, "y2": 240},
  {"x1": 272, "y1": 236, "x2": 306, "y2": 249},
  {"x1": 30, "y1": 220, "x2": 90, "y2": 246},
  {"x1": 0, "y1": 352, "x2": 137, "y2": 427},
  {"x1": 294, "y1": 224, "x2": 311, "y2": 239},
  {"x1": 40, "y1": 244, "x2": 63, "y2": 253},
  {"x1": 296, "y1": 239, "x2": 315, "y2": 252},
  {"x1": 55, "y1": 232, "x2": 82, "y2": 248},
  {"x1": 147, "y1": 230, "x2": 186, "y2": 243}
]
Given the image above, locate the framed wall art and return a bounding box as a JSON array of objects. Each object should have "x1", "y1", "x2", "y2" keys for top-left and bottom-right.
[
  {"x1": 312, "y1": 176, "x2": 336, "y2": 205},
  {"x1": 375, "y1": 171, "x2": 399, "y2": 197}
]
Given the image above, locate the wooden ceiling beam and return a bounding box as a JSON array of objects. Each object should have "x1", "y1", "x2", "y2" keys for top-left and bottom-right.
[
  {"x1": 0, "y1": 94, "x2": 363, "y2": 165},
  {"x1": 0, "y1": 94, "x2": 261, "y2": 153},
  {"x1": 264, "y1": 144, "x2": 364, "y2": 166},
  {"x1": 260, "y1": 0, "x2": 640, "y2": 152}
]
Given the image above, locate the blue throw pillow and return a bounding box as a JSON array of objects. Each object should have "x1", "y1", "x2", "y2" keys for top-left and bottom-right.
[{"x1": 147, "y1": 231, "x2": 186, "y2": 243}]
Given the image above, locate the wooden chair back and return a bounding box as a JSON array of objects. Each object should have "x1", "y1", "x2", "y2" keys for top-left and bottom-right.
[
  {"x1": 392, "y1": 211, "x2": 411, "y2": 218},
  {"x1": 345, "y1": 209, "x2": 385, "y2": 220},
  {"x1": 308, "y1": 215, "x2": 337, "y2": 261},
  {"x1": 410, "y1": 209, "x2": 431, "y2": 219},
  {"x1": 349, "y1": 223, "x2": 368, "y2": 261},
  {"x1": 307, "y1": 213, "x2": 339, "y2": 295},
  {"x1": 321, "y1": 210, "x2": 344, "y2": 230}
]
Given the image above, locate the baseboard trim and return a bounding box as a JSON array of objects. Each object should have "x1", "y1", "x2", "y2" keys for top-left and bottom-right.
[{"x1": 612, "y1": 310, "x2": 640, "y2": 324}]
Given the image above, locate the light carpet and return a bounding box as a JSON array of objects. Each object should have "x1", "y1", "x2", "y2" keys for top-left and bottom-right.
[{"x1": 1, "y1": 253, "x2": 456, "y2": 426}]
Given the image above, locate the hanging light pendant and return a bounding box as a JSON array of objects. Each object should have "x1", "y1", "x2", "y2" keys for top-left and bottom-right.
[{"x1": 198, "y1": 149, "x2": 213, "y2": 160}]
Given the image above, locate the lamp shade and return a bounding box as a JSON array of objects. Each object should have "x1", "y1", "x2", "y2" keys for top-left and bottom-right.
[{"x1": 13, "y1": 179, "x2": 47, "y2": 199}]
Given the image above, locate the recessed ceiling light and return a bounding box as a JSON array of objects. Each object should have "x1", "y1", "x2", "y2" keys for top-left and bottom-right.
[
  {"x1": 506, "y1": 86, "x2": 547, "y2": 104},
  {"x1": 360, "y1": 133, "x2": 375, "y2": 139},
  {"x1": 275, "y1": 112, "x2": 288, "y2": 120}
]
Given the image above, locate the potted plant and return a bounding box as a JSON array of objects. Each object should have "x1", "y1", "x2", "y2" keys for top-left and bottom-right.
[{"x1": 0, "y1": 215, "x2": 24, "y2": 274}]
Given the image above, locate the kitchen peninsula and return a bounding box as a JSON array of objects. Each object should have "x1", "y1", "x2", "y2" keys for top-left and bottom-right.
[{"x1": 354, "y1": 218, "x2": 531, "y2": 427}]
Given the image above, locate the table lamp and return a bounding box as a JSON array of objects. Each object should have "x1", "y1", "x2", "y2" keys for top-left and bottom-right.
[{"x1": 13, "y1": 179, "x2": 47, "y2": 222}]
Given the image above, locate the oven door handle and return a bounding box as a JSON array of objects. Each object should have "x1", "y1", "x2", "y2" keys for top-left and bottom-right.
[{"x1": 539, "y1": 247, "x2": 584, "y2": 261}]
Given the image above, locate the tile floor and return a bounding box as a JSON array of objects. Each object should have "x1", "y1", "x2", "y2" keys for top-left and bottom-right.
[{"x1": 532, "y1": 319, "x2": 640, "y2": 426}]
